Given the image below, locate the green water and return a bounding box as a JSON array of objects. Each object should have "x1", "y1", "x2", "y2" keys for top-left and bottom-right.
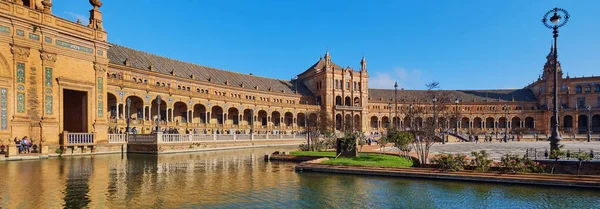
[{"x1": 0, "y1": 147, "x2": 598, "y2": 208}]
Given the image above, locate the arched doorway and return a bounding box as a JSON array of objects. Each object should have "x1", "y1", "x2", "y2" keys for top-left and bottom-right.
[
  {"x1": 354, "y1": 115, "x2": 361, "y2": 130},
  {"x1": 335, "y1": 96, "x2": 342, "y2": 106},
  {"x1": 381, "y1": 116, "x2": 390, "y2": 129},
  {"x1": 173, "y1": 101, "x2": 187, "y2": 123},
  {"x1": 125, "y1": 96, "x2": 144, "y2": 121},
  {"x1": 257, "y1": 110, "x2": 268, "y2": 126},
  {"x1": 271, "y1": 111, "x2": 281, "y2": 127},
  {"x1": 498, "y1": 117, "x2": 507, "y2": 129},
  {"x1": 511, "y1": 117, "x2": 521, "y2": 129},
  {"x1": 371, "y1": 116, "x2": 378, "y2": 129},
  {"x1": 211, "y1": 106, "x2": 224, "y2": 124},
  {"x1": 297, "y1": 113, "x2": 306, "y2": 127},
  {"x1": 345, "y1": 96, "x2": 351, "y2": 106},
  {"x1": 335, "y1": 114, "x2": 342, "y2": 130},
  {"x1": 228, "y1": 107, "x2": 239, "y2": 125},
  {"x1": 461, "y1": 117, "x2": 470, "y2": 129},
  {"x1": 403, "y1": 116, "x2": 411, "y2": 129},
  {"x1": 563, "y1": 115, "x2": 573, "y2": 131},
  {"x1": 474, "y1": 117, "x2": 482, "y2": 129},
  {"x1": 525, "y1": 117, "x2": 535, "y2": 129},
  {"x1": 151, "y1": 97, "x2": 167, "y2": 122},
  {"x1": 485, "y1": 117, "x2": 494, "y2": 129},
  {"x1": 284, "y1": 112, "x2": 294, "y2": 127},
  {"x1": 242, "y1": 109, "x2": 252, "y2": 127},
  {"x1": 593, "y1": 115, "x2": 600, "y2": 133},
  {"x1": 193, "y1": 104, "x2": 207, "y2": 124},
  {"x1": 107, "y1": 93, "x2": 117, "y2": 120},
  {"x1": 354, "y1": 97, "x2": 360, "y2": 106},
  {"x1": 578, "y1": 115, "x2": 588, "y2": 133}
]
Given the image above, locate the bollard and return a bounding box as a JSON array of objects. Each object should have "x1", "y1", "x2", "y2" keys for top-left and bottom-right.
[{"x1": 264, "y1": 153, "x2": 270, "y2": 161}]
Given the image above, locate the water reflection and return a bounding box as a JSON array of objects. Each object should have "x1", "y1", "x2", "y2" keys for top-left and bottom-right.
[{"x1": 0, "y1": 146, "x2": 599, "y2": 208}]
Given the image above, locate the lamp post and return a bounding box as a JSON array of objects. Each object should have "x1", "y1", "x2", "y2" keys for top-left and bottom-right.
[
  {"x1": 433, "y1": 97, "x2": 440, "y2": 143},
  {"x1": 156, "y1": 95, "x2": 162, "y2": 133},
  {"x1": 409, "y1": 104, "x2": 413, "y2": 130},
  {"x1": 394, "y1": 82, "x2": 398, "y2": 129},
  {"x1": 388, "y1": 103, "x2": 392, "y2": 131},
  {"x1": 126, "y1": 98, "x2": 131, "y2": 133},
  {"x1": 455, "y1": 98, "x2": 459, "y2": 134},
  {"x1": 503, "y1": 105, "x2": 508, "y2": 142},
  {"x1": 542, "y1": 7, "x2": 570, "y2": 152},
  {"x1": 586, "y1": 105, "x2": 591, "y2": 142}
]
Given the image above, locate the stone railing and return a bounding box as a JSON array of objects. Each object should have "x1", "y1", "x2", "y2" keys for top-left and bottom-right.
[
  {"x1": 335, "y1": 105, "x2": 363, "y2": 111},
  {"x1": 62, "y1": 132, "x2": 94, "y2": 145},
  {"x1": 108, "y1": 134, "x2": 127, "y2": 144},
  {"x1": 191, "y1": 134, "x2": 214, "y2": 142},
  {"x1": 129, "y1": 134, "x2": 156, "y2": 143}
]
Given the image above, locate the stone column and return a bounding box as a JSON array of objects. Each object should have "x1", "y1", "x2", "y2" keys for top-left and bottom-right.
[
  {"x1": 92, "y1": 62, "x2": 109, "y2": 144},
  {"x1": 116, "y1": 103, "x2": 120, "y2": 119},
  {"x1": 142, "y1": 105, "x2": 146, "y2": 121},
  {"x1": 40, "y1": 50, "x2": 59, "y2": 152}
]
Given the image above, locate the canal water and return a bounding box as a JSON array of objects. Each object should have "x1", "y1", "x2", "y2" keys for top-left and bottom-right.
[{"x1": 1, "y1": 147, "x2": 599, "y2": 208}]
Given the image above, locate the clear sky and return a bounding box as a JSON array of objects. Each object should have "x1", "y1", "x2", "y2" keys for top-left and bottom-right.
[{"x1": 54, "y1": 1, "x2": 599, "y2": 90}]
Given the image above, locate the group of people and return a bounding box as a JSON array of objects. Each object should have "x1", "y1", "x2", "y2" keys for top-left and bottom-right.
[
  {"x1": 470, "y1": 134, "x2": 521, "y2": 144},
  {"x1": 13, "y1": 136, "x2": 34, "y2": 154}
]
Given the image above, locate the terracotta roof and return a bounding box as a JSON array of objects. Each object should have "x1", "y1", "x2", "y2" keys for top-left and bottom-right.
[
  {"x1": 368, "y1": 89, "x2": 538, "y2": 103},
  {"x1": 107, "y1": 44, "x2": 312, "y2": 96},
  {"x1": 298, "y1": 57, "x2": 345, "y2": 76}
]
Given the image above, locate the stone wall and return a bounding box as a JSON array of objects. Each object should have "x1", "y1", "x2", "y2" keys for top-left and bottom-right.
[{"x1": 535, "y1": 160, "x2": 600, "y2": 175}]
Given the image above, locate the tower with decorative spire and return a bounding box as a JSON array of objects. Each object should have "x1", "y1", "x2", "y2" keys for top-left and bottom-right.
[{"x1": 360, "y1": 56, "x2": 367, "y2": 72}]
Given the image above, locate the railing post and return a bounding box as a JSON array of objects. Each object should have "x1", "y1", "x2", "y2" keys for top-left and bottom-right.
[
  {"x1": 280, "y1": 134, "x2": 283, "y2": 139},
  {"x1": 63, "y1": 131, "x2": 69, "y2": 145},
  {"x1": 251, "y1": 133, "x2": 254, "y2": 141},
  {"x1": 213, "y1": 132, "x2": 217, "y2": 141},
  {"x1": 266, "y1": 134, "x2": 269, "y2": 140},
  {"x1": 233, "y1": 133, "x2": 237, "y2": 141},
  {"x1": 156, "y1": 132, "x2": 162, "y2": 144},
  {"x1": 188, "y1": 134, "x2": 192, "y2": 142}
]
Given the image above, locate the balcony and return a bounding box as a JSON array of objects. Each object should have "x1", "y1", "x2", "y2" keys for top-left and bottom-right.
[{"x1": 335, "y1": 105, "x2": 363, "y2": 111}]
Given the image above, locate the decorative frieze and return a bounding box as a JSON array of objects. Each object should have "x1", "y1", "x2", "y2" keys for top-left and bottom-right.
[
  {"x1": 55, "y1": 40, "x2": 93, "y2": 54},
  {"x1": 98, "y1": 101, "x2": 103, "y2": 117},
  {"x1": 45, "y1": 67, "x2": 52, "y2": 86},
  {"x1": 17, "y1": 92, "x2": 25, "y2": 113},
  {"x1": 1, "y1": 88, "x2": 6, "y2": 130}
]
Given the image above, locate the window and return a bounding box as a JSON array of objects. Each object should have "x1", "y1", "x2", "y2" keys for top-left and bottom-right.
[
  {"x1": 585, "y1": 86, "x2": 591, "y2": 93},
  {"x1": 598, "y1": 96, "x2": 600, "y2": 108},
  {"x1": 596, "y1": 85, "x2": 600, "y2": 92},
  {"x1": 561, "y1": 84, "x2": 566, "y2": 92},
  {"x1": 576, "y1": 86, "x2": 582, "y2": 93},
  {"x1": 346, "y1": 82, "x2": 349, "y2": 90},
  {"x1": 577, "y1": 97, "x2": 585, "y2": 108},
  {"x1": 335, "y1": 80, "x2": 338, "y2": 89},
  {"x1": 353, "y1": 82, "x2": 357, "y2": 91}
]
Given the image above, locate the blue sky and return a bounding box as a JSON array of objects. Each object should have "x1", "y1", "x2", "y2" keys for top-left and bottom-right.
[{"x1": 54, "y1": 1, "x2": 599, "y2": 90}]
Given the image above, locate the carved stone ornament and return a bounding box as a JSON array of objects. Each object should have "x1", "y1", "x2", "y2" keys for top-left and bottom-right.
[
  {"x1": 10, "y1": 44, "x2": 30, "y2": 61},
  {"x1": 89, "y1": 0, "x2": 102, "y2": 10},
  {"x1": 93, "y1": 62, "x2": 107, "y2": 73},
  {"x1": 40, "y1": 50, "x2": 57, "y2": 66}
]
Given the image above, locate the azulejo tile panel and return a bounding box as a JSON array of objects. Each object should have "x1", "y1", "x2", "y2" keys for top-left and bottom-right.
[
  {"x1": 97, "y1": 77, "x2": 103, "y2": 93},
  {"x1": 0, "y1": 25, "x2": 10, "y2": 34},
  {"x1": 98, "y1": 101, "x2": 103, "y2": 117},
  {"x1": 17, "y1": 63, "x2": 25, "y2": 83},
  {"x1": 17, "y1": 92, "x2": 25, "y2": 113},
  {"x1": 16, "y1": 29, "x2": 24, "y2": 36},
  {"x1": 45, "y1": 95, "x2": 52, "y2": 115},
  {"x1": 55, "y1": 40, "x2": 93, "y2": 54},
  {"x1": 45, "y1": 67, "x2": 52, "y2": 87},
  {"x1": 1, "y1": 88, "x2": 6, "y2": 130},
  {"x1": 29, "y1": 33, "x2": 39, "y2": 41}
]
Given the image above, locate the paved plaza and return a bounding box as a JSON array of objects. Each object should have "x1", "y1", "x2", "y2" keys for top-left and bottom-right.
[{"x1": 380, "y1": 141, "x2": 600, "y2": 160}]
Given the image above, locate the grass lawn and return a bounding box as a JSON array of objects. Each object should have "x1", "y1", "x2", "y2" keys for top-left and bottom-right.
[
  {"x1": 290, "y1": 151, "x2": 337, "y2": 158},
  {"x1": 322, "y1": 153, "x2": 414, "y2": 168}
]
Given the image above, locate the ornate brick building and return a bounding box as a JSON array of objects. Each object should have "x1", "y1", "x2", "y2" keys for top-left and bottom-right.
[{"x1": 0, "y1": 1, "x2": 598, "y2": 154}]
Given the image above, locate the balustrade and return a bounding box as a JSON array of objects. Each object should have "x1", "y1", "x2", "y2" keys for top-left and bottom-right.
[
  {"x1": 108, "y1": 134, "x2": 127, "y2": 144},
  {"x1": 63, "y1": 132, "x2": 94, "y2": 145}
]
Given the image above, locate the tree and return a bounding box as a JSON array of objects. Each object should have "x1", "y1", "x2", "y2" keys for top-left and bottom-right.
[
  {"x1": 389, "y1": 130, "x2": 414, "y2": 160},
  {"x1": 575, "y1": 151, "x2": 593, "y2": 175},
  {"x1": 306, "y1": 109, "x2": 333, "y2": 151},
  {"x1": 409, "y1": 81, "x2": 446, "y2": 167}
]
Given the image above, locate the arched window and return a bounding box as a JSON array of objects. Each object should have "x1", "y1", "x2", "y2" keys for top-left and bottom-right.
[
  {"x1": 596, "y1": 85, "x2": 600, "y2": 92},
  {"x1": 576, "y1": 86, "x2": 582, "y2": 93},
  {"x1": 585, "y1": 85, "x2": 591, "y2": 93},
  {"x1": 156, "y1": 82, "x2": 160, "y2": 86}
]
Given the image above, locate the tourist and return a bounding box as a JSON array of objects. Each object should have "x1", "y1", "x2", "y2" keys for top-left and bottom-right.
[
  {"x1": 511, "y1": 135, "x2": 515, "y2": 141},
  {"x1": 474, "y1": 135, "x2": 478, "y2": 144},
  {"x1": 14, "y1": 137, "x2": 22, "y2": 154},
  {"x1": 194, "y1": 128, "x2": 198, "y2": 134},
  {"x1": 21, "y1": 136, "x2": 31, "y2": 153},
  {"x1": 132, "y1": 127, "x2": 138, "y2": 135}
]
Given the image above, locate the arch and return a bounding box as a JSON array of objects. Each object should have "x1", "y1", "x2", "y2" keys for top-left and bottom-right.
[
  {"x1": 354, "y1": 114, "x2": 361, "y2": 130},
  {"x1": 335, "y1": 96, "x2": 342, "y2": 106},
  {"x1": 228, "y1": 107, "x2": 239, "y2": 125},
  {"x1": 125, "y1": 95, "x2": 144, "y2": 121},
  {"x1": 381, "y1": 116, "x2": 390, "y2": 129},
  {"x1": 257, "y1": 110, "x2": 268, "y2": 126},
  {"x1": 193, "y1": 103, "x2": 207, "y2": 123},
  {"x1": 403, "y1": 116, "x2": 411, "y2": 129},
  {"x1": 211, "y1": 106, "x2": 224, "y2": 124},
  {"x1": 485, "y1": 117, "x2": 494, "y2": 129},
  {"x1": 284, "y1": 112, "x2": 294, "y2": 127},
  {"x1": 271, "y1": 111, "x2": 281, "y2": 126},
  {"x1": 297, "y1": 113, "x2": 306, "y2": 127},
  {"x1": 242, "y1": 109, "x2": 253, "y2": 126},
  {"x1": 345, "y1": 96, "x2": 351, "y2": 106},
  {"x1": 437, "y1": 117, "x2": 446, "y2": 129},
  {"x1": 460, "y1": 117, "x2": 470, "y2": 129},
  {"x1": 578, "y1": 115, "x2": 588, "y2": 132},
  {"x1": 525, "y1": 117, "x2": 535, "y2": 129},
  {"x1": 498, "y1": 117, "x2": 507, "y2": 129},
  {"x1": 575, "y1": 86, "x2": 582, "y2": 93},
  {"x1": 335, "y1": 114, "x2": 342, "y2": 130},
  {"x1": 425, "y1": 117, "x2": 434, "y2": 128},
  {"x1": 415, "y1": 117, "x2": 423, "y2": 129},
  {"x1": 562, "y1": 115, "x2": 573, "y2": 130},
  {"x1": 353, "y1": 97, "x2": 360, "y2": 106},
  {"x1": 151, "y1": 97, "x2": 167, "y2": 122},
  {"x1": 308, "y1": 113, "x2": 318, "y2": 128},
  {"x1": 473, "y1": 117, "x2": 482, "y2": 129},
  {"x1": 595, "y1": 84, "x2": 600, "y2": 92},
  {"x1": 173, "y1": 101, "x2": 188, "y2": 123},
  {"x1": 511, "y1": 117, "x2": 521, "y2": 129},
  {"x1": 345, "y1": 114, "x2": 352, "y2": 130},
  {"x1": 107, "y1": 92, "x2": 117, "y2": 119},
  {"x1": 370, "y1": 116, "x2": 379, "y2": 129},
  {"x1": 592, "y1": 115, "x2": 600, "y2": 132},
  {"x1": 449, "y1": 117, "x2": 458, "y2": 129}
]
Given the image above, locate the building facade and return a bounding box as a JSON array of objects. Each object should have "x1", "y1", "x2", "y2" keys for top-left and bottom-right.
[{"x1": 0, "y1": 1, "x2": 598, "y2": 154}]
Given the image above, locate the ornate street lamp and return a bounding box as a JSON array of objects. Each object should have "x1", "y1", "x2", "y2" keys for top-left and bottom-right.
[
  {"x1": 156, "y1": 95, "x2": 162, "y2": 133},
  {"x1": 542, "y1": 7, "x2": 570, "y2": 152},
  {"x1": 586, "y1": 105, "x2": 591, "y2": 142},
  {"x1": 388, "y1": 103, "x2": 392, "y2": 130},
  {"x1": 394, "y1": 82, "x2": 399, "y2": 129},
  {"x1": 455, "y1": 98, "x2": 459, "y2": 134},
  {"x1": 503, "y1": 105, "x2": 508, "y2": 142},
  {"x1": 125, "y1": 98, "x2": 131, "y2": 133}
]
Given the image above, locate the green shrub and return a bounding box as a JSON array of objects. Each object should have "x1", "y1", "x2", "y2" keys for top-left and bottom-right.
[
  {"x1": 470, "y1": 150, "x2": 493, "y2": 171},
  {"x1": 55, "y1": 148, "x2": 62, "y2": 154},
  {"x1": 431, "y1": 153, "x2": 467, "y2": 172},
  {"x1": 500, "y1": 154, "x2": 546, "y2": 173}
]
